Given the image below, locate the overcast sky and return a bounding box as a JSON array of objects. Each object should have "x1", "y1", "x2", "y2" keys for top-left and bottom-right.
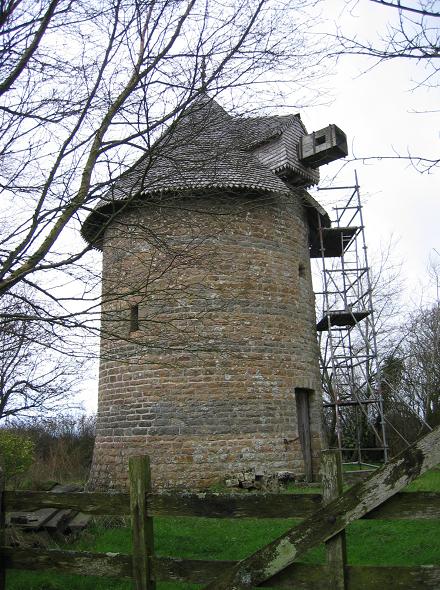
[{"x1": 303, "y1": 0, "x2": 439, "y2": 307}]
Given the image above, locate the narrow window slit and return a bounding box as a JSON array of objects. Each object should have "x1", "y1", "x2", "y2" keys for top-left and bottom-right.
[{"x1": 130, "y1": 304, "x2": 139, "y2": 333}]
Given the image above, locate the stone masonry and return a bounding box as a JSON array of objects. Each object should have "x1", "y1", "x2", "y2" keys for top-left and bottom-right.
[{"x1": 88, "y1": 191, "x2": 321, "y2": 489}]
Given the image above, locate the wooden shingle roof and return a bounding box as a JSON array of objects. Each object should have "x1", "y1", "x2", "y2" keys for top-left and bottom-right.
[{"x1": 82, "y1": 96, "x2": 324, "y2": 246}]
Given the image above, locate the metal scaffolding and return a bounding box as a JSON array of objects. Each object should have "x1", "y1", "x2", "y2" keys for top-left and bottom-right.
[{"x1": 312, "y1": 172, "x2": 388, "y2": 466}]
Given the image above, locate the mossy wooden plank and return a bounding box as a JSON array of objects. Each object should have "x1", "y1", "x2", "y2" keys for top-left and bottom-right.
[
  {"x1": 202, "y1": 425, "x2": 440, "y2": 589},
  {"x1": 365, "y1": 491, "x2": 440, "y2": 520},
  {"x1": 262, "y1": 563, "x2": 330, "y2": 589},
  {"x1": 154, "y1": 558, "x2": 327, "y2": 587},
  {"x1": 4, "y1": 549, "x2": 440, "y2": 589},
  {"x1": 267, "y1": 565, "x2": 440, "y2": 589},
  {"x1": 5, "y1": 488, "x2": 440, "y2": 522},
  {"x1": 1, "y1": 547, "x2": 132, "y2": 578},
  {"x1": 345, "y1": 565, "x2": 440, "y2": 589},
  {"x1": 154, "y1": 557, "x2": 236, "y2": 583},
  {"x1": 322, "y1": 451, "x2": 347, "y2": 590},
  {"x1": 149, "y1": 492, "x2": 322, "y2": 519},
  {"x1": 4, "y1": 491, "x2": 130, "y2": 515},
  {"x1": 130, "y1": 455, "x2": 155, "y2": 590},
  {"x1": 154, "y1": 558, "x2": 440, "y2": 589},
  {"x1": 4, "y1": 490, "x2": 320, "y2": 518}
]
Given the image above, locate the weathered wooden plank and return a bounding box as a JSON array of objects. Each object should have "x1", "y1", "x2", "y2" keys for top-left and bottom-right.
[
  {"x1": 154, "y1": 557, "x2": 327, "y2": 587},
  {"x1": 155, "y1": 559, "x2": 328, "y2": 588},
  {"x1": 4, "y1": 490, "x2": 320, "y2": 518},
  {"x1": 4, "y1": 491, "x2": 130, "y2": 515},
  {"x1": 267, "y1": 565, "x2": 440, "y2": 590},
  {"x1": 4, "y1": 489, "x2": 440, "y2": 521},
  {"x1": 263, "y1": 563, "x2": 331, "y2": 588},
  {"x1": 1, "y1": 547, "x2": 132, "y2": 579},
  {"x1": 365, "y1": 491, "x2": 440, "y2": 520},
  {"x1": 130, "y1": 455, "x2": 155, "y2": 590},
  {"x1": 153, "y1": 490, "x2": 439, "y2": 521},
  {"x1": 202, "y1": 425, "x2": 440, "y2": 589},
  {"x1": 154, "y1": 558, "x2": 440, "y2": 589},
  {"x1": 322, "y1": 450, "x2": 347, "y2": 590},
  {"x1": 154, "y1": 557, "x2": 236, "y2": 584},
  {"x1": 4, "y1": 547, "x2": 440, "y2": 590},
  {"x1": 148, "y1": 492, "x2": 322, "y2": 519},
  {"x1": 346, "y1": 565, "x2": 440, "y2": 589},
  {"x1": 66, "y1": 511, "x2": 92, "y2": 533},
  {"x1": 9, "y1": 507, "x2": 59, "y2": 529},
  {"x1": 51, "y1": 483, "x2": 82, "y2": 493},
  {"x1": 44, "y1": 509, "x2": 77, "y2": 532},
  {"x1": 144, "y1": 466, "x2": 156, "y2": 588}
]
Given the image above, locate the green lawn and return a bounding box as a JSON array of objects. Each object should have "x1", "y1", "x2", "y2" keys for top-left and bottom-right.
[
  {"x1": 404, "y1": 465, "x2": 440, "y2": 491},
  {"x1": 6, "y1": 466, "x2": 440, "y2": 590}
]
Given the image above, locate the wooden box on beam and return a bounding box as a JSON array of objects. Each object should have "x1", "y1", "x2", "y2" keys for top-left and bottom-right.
[{"x1": 299, "y1": 124, "x2": 348, "y2": 167}]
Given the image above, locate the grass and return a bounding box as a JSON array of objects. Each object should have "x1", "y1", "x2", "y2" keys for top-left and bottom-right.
[
  {"x1": 6, "y1": 466, "x2": 440, "y2": 590},
  {"x1": 404, "y1": 465, "x2": 440, "y2": 491}
]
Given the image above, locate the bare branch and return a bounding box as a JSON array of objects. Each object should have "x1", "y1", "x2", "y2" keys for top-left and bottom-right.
[{"x1": 370, "y1": 0, "x2": 440, "y2": 18}]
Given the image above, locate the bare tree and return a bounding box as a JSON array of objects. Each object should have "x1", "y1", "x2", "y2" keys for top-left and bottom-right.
[
  {"x1": 334, "y1": 0, "x2": 439, "y2": 171},
  {"x1": 400, "y1": 302, "x2": 440, "y2": 426},
  {"x1": 377, "y1": 300, "x2": 439, "y2": 456},
  {"x1": 338, "y1": 1, "x2": 439, "y2": 78},
  {"x1": 0, "y1": 289, "x2": 85, "y2": 421},
  {"x1": 0, "y1": 0, "x2": 331, "y2": 415},
  {"x1": 0, "y1": 0, "x2": 325, "y2": 306},
  {"x1": 0, "y1": 0, "x2": 334, "y2": 392}
]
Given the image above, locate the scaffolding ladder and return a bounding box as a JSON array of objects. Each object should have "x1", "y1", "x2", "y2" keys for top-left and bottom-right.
[{"x1": 311, "y1": 172, "x2": 388, "y2": 466}]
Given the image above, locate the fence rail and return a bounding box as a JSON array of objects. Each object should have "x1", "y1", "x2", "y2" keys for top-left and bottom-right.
[
  {"x1": 4, "y1": 548, "x2": 440, "y2": 589},
  {"x1": 4, "y1": 488, "x2": 440, "y2": 520},
  {"x1": 1, "y1": 441, "x2": 440, "y2": 589}
]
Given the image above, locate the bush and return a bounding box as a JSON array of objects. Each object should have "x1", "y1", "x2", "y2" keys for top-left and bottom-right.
[
  {"x1": 3, "y1": 413, "x2": 96, "y2": 488},
  {"x1": 0, "y1": 430, "x2": 34, "y2": 482}
]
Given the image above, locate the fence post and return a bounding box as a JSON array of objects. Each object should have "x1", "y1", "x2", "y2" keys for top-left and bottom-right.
[
  {"x1": 321, "y1": 450, "x2": 347, "y2": 590},
  {"x1": 0, "y1": 465, "x2": 5, "y2": 590},
  {"x1": 129, "y1": 456, "x2": 156, "y2": 590}
]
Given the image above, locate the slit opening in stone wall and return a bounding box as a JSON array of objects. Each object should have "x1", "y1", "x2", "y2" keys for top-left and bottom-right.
[
  {"x1": 295, "y1": 387, "x2": 314, "y2": 482},
  {"x1": 130, "y1": 304, "x2": 139, "y2": 333},
  {"x1": 298, "y1": 263, "x2": 306, "y2": 278}
]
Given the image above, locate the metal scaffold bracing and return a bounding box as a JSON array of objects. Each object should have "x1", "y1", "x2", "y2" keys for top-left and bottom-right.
[{"x1": 312, "y1": 172, "x2": 388, "y2": 467}]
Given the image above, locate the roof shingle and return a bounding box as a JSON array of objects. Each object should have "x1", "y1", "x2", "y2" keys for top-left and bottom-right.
[{"x1": 81, "y1": 96, "x2": 322, "y2": 246}]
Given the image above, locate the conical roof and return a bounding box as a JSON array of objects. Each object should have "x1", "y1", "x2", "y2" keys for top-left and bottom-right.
[{"x1": 82, "y1": 96, "x2": 324, "y2": 246}]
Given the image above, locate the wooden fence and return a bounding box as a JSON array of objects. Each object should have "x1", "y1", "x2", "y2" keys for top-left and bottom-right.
[{"x1": 1, "y1": 429, "x2": 440, "y2": 589}]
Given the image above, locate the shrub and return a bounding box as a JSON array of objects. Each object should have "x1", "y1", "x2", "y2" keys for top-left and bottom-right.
[
  {"x1": 5, "y1": 413, "x2": 96, "y2": 487},
  {"x1": 0, "y1": 430, "x2": 35, "y2": 482}
]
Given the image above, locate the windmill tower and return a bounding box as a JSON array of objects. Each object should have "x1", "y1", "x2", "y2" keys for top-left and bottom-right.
[{"x1": 82, "y1": 97, "x2": 348, "y2": 489}]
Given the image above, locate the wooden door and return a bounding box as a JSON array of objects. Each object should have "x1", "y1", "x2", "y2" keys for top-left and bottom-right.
[{"x1": 295, "y1": 388, "x2": 313, "y2": 482}]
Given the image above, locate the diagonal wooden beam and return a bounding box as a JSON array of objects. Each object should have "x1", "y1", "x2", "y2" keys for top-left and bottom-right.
[{"x1": 203, "y1": 425, "x2": 440, "y2": 590}]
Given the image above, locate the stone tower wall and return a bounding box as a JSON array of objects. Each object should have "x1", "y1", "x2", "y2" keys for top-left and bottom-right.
[{"x1": 88, "y1": 191, "x2": 322, "y2": 490}]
